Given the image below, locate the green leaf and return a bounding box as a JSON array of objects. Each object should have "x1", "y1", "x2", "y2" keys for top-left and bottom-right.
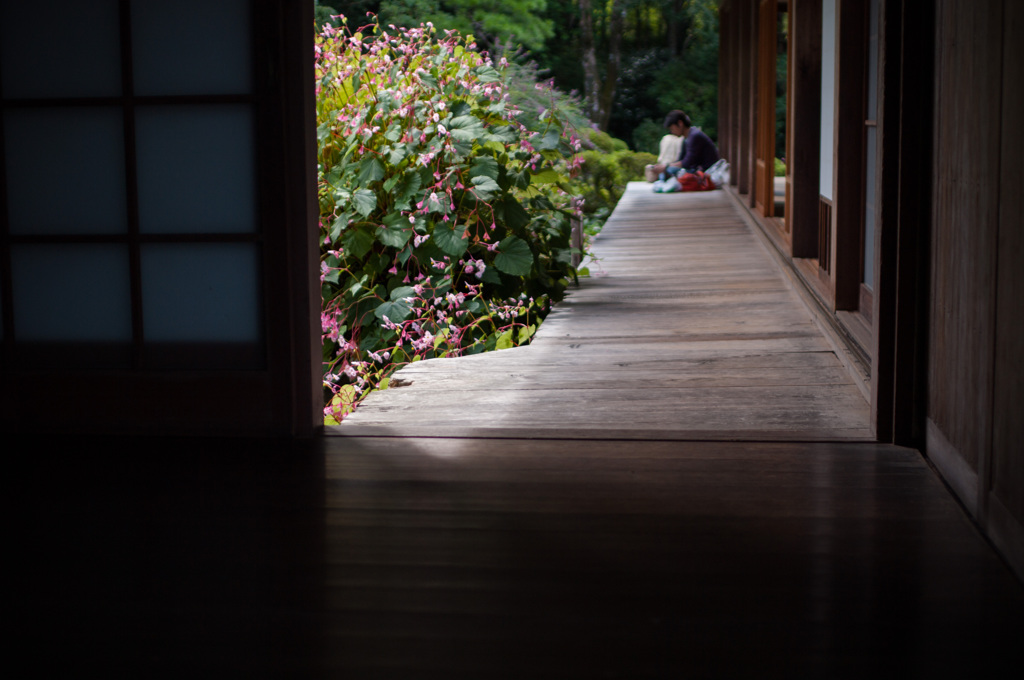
[
  {"x1": 328, "y1": 212, "x2": 350, "y2": 242},
  {"x1": 392, "y1": 171, "x2": 422, "y2": 210},
  {"x1": 375, "y1": 298, "x2": 412, "y2": 322},
  {"x1": 483, "y1": 125, "x2": 517, "y2": 143},
  {"x1": 347, "y1": 275, "x2": 369, "y2": 298},
  {"x1": 387, "y1": 143, "x2": 407, "y2": 166},
  {"x1": 389, "y1": 285, "x2": 416, "y2": 301},
  {"x1": 530, "y1": 168, "x2": 562, "y2": 183},
  {"x1": 341, "y1": 226, "x2": 375, "y2": 259},
  {"x1": 357, "y1": 157, "x2": 385, "y2": 184},
  {"x1": 493, "y1": 236, "x2": 533, "y2": 276},
  {"x1": 508, "y1": 169, "x2": 531, "y2": 190},
  {"x1": 471, "y1": 175, "x2": 501, "y2": 201},
  {"x1": 469, "y1": 156, "x2": 499, "y2": 180},
  {"x1": 352, "y1": 189, "x2": 376, "y2": 217},
  {"x1": 378, "y1": 213, "x2": 413, "y2": 248},
  {"x1": 398, "y1": 242, "x2": 415, "y2": 265},
  {"x1": 450, "y1": 101, "x2": 472, "y2": 117},
  {"x1": 474, "y1": 65, "x2": 502, "y2": 83},
  {"x1": 495, "y1": 328, "x2": 515, "y2": 350},
  {"x1": 418, "y1": 70, "x2": 439, "y2": 89},
  {"x1": 537, "y1": 129, "x2": 561, "y2": 151},
  {"x1": 449, "y1": 115, "x2": 485, "y2": 142},
  {"x1": 317, "y1": 121, "x2": 333, "y2": 143},
  {"x1": 494, "y1": 196, "x2": 531, "y2": 232},
  {"x1": 432, "y1": 222, "x2": 469, "y2": 257}
]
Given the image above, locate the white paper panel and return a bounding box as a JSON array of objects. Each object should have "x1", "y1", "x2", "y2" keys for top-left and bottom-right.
[
  {"x1": 4, "y1": 108, "x2": 128, "y2": 235},
  {"x1": 0, "y1": 0, "x2": 122, "y2": 99},
  {"x1": 141, "y1": 243, "x2": 261, "y2": 342},
  {"x1": 131, "y1": 0, "x2": 252, "y2": 96},
  {"x1": 135, "y1": 105, "x2": 256, "y2": 234},
  {"x1": 12, "y1": 244, "x2": 132, "y2": 341}
]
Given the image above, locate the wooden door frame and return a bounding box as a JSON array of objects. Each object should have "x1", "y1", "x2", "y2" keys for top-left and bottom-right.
[
  {"x1": 0, "y1": 0, "x2": 320, "y2": 437},
  {"x1": 870, "y1": 0, "x2": 933, "y2": 447}
]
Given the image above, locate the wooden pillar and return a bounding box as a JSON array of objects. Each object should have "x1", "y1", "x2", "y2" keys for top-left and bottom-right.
[
  {"x1": 728, "y1": 3, "x2": 741, "y2": 185},
  {"x1": 871, "y1": 0, "x2": 934, "y2": 447},
  {"x1": 831, "y1": 0, "x2": 867, "y2": 310},
  {"x1": 721, "y1": 2, "x2": 738, "y2": 184},
  {"x1": 737, "y1": 1, "x2": 755, "y2": 197},
  {"x1": 788, "y1": 0, "x2": 822, "y2": 258},
  {"x1": 718, "y1": 3, "x2": 731, "y2": 167},
  {"x1": 754, "y1": 0, "x2": 778, "y2": 217}
]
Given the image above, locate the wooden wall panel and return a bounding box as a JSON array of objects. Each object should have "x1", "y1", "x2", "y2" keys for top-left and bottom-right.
[
  {"x1": 991, "y1": 0, "x2": 1024, "y2": 558},
  {"x1": 927, "y1": 0, "x2": 1002, "y2": 473}
]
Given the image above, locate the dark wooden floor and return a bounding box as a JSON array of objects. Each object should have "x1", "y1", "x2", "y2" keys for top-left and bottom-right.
[
  {"x1": 13, "y1": 187, "x2": 1023, "y2": 677},
  {"x1": 13, "y1": 436, "x2": 1024, "y2": 678}
]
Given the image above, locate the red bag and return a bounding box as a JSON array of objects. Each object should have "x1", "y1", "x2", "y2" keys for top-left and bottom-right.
[{"x1": 677, "y1": 170, "x2": 716, "y2": 192}]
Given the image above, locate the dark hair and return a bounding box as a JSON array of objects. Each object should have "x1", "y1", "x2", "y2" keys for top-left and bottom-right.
[{"x1": 663, "y1": 110, "x2": 692, "y2": 129}]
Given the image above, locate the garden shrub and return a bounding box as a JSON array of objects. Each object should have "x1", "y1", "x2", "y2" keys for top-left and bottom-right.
[
  {"x1": 631, "y1": 118, "x2": 665, "y2": 155},
  {"x1": 316, "y1": 17, "x2": 583, "y2": 423},
  {"x1": 571, "y1": 144, "x2": 656, "y2": 217}
]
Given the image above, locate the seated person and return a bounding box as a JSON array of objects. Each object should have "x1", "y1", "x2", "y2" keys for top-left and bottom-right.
[
  {"x1": 644, "y1": 132, "x2": 684, "y2": 182},
  {"x1": 664, "y1": 110, "x2": 720, "y2": 175},
  {"x1": 653, "y1": 110, "x2": 721, "y2": 192}
]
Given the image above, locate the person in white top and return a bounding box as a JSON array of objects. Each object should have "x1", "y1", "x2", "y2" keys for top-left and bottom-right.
[{"x1": 644, "y1": 133, "x2": 683, "y2": 182}]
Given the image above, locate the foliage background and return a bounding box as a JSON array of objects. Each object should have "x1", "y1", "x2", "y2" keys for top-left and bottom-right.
[{"x1": 316, "y1": 0, "x2": 721, "y2": 155}]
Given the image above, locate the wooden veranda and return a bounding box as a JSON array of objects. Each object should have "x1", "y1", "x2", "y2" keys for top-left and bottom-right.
[
  {"x1": 337, "y1": 183, "x2": 872, "y2": 440},
  {"x1": 15, "y1": 185, "x2": 1024, "y2": 677}
]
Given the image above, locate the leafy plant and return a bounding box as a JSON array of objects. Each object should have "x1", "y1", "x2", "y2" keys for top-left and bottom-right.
[
  {"x1": 570, "y1": 129, "x2": 656, "y2": 218},
  {"x1": 316, "y1": 16, "x2": 584, "y2": 422}
]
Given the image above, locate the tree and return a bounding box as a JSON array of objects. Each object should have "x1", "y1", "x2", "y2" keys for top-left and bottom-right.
[
  {"x1": 378, "y1": 0, "x2": 554, "y2": 52},
  {"x1": 578, "y1": 0, "x2": 624, "y2": 131}
]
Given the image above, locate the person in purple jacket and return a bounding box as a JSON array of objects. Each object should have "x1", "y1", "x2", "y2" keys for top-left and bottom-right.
[{"x1": 664, "y1": 109, "x2": 720, "y2": 174}]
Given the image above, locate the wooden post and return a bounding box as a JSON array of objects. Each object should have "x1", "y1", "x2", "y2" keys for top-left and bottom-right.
[{"x1": 571, "y1": 215, "x2": 583, "y2": 270}]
